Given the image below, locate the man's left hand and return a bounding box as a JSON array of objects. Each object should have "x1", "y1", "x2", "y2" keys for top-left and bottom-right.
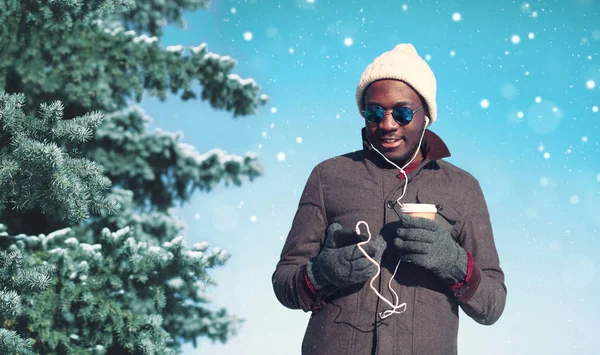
[{"x1": 393, "y1": 213, "x2": 468, "y2": 284}]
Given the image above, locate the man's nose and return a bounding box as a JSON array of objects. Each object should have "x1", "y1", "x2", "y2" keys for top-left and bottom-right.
[{"x1": 379, "y1": 111, "x2": 399, "y2": 131}]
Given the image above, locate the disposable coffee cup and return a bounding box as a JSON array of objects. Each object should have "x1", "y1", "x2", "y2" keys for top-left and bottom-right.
[{"x1": 400, "y1": 203, "x2": 437, "y2": 220}]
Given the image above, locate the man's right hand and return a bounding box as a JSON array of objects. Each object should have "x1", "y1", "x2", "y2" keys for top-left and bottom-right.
[{"x1": 306, "y1": 223, "x2": 386, "y2": 297}]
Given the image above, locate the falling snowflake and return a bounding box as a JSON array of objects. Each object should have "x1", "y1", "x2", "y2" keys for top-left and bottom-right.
[
  {"x1": 582, "y1": 136, "x2": 589, "y2": 143},
  {"x1": 231, "y1": 7, "x2": 237, "y2": 14},
  {"x1": 592, "y1": 106, "x2": 598, "y2": 113},
  {"x1": 517, "y1": 111, "x2": 524, "y2": 118},
  {"x1": 289, "y1": 47, "x2": 295, "y2": 54},
  {"x1": 511, "y1": 35, "x2": 521, "y2": 44},
  {"x1": 528, "y1": 32, "x2": 535, "y2": 39},
  {"x1": 296, "y1": 137, "x2": 303, "y2": 143},
  {"x1": 344, "y1": 37, "x2": 353, "y2": 46},
  {"x1": 402, "y1": 4, "x2": 408, "y2": 11},
  {"x1": 194, "y1": 213, "x2": 201, "y2": 220},
  {"x1": 449, "y1": 50, "x2": 456, "y2": 57},
  {"x1": 535, "y1": 96, "x2": 542, "y2": 103},
  {"x1": 480, "y1": 99, "x2": 490, "y2": 109},
  {"x1": 586, "y1": 80, "x2": 596, "y2": 89},
  {"x1": 243, "y1": 32, "x2": 253, "y2": 41},
  {"x1": 271, "y1": 107, "x2": 277, "y2": 114},
  {"x1": 277, "y1": 152, "x2": 286, "y2": 161},
  {"x1": 250, "y1": 216, "x2": 257, "y2": 223},
  {"x1": 570, "y1": 195, "x2": 580, "y2": 205},
  {"x1": 540, "y1": 176, "x2": 550, "y2": 186},
  {"x1": 452, "y1": 12, "x2": 462, "y2": 22},
  {"x1": 543, "y1": 152, "x2": 550, "y2": 159}
]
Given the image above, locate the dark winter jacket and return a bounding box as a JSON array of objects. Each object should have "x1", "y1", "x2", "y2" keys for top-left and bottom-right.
[{"x1": 272, "y1": 128, "x2": 507, "y2": 355}]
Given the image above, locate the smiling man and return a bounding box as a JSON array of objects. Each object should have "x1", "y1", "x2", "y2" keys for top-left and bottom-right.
[
  {"x1": 363, "y1": 79, "x2": 428, "y2": 166},
  {"x1": 273, "y1": 44, "x2": 507, "y2": 355}
]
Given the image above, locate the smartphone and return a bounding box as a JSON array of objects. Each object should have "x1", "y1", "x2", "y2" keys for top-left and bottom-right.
[{"x1": 333, "y1": 229, "x2": 368, "y2": 248}]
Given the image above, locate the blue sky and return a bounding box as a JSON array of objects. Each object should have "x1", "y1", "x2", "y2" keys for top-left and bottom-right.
[{"x1": 139, "y1": 0, "x2": 599, "y2": 354}]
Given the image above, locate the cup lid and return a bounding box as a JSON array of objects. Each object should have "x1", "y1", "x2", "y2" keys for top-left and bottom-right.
[{"x1": 399, "y1": 203, "x2": 437, "y2": 213}]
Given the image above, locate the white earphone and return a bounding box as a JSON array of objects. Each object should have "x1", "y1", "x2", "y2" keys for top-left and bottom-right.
[{"x1": 358, "y1": 114, "x2": 430, "y2": 319}]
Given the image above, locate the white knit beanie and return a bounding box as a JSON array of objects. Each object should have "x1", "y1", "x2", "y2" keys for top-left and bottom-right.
[{"x1": 355, "y1": 43, "x2": 437, "y2": 125}]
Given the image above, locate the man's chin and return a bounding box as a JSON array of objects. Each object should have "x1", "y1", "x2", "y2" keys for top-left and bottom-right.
[
  {"x1": 381, "y1": 151, "x2": 408, "y2": 165},
  {"x1": 377, "y1": 139, "x2": 421, "y2": 167}
]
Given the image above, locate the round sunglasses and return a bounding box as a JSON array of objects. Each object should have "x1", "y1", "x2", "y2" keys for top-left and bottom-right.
[{"x1": 362, "y1": 104, "x2": 423, "y2": 126}]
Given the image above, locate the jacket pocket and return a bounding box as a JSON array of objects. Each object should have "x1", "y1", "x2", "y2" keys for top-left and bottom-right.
[{"x1": 416, "y1": 188, "x2": 461, "y2": 238}]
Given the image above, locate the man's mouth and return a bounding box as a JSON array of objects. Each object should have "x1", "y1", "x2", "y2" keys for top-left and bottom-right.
[
  {"x1": 379, "y1": 137, "x2": 404, "y2": 148},
  {"x1": 381, "y1": 137, "x2": 401, "y2": 143}
]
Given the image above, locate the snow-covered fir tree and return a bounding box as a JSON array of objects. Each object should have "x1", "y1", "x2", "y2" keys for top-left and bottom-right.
[
  {"x1": 0, "y1": 0, "x2": 266, "y2": 353},
  {"x1": 0, "y1": 247, "x2": 53, "y2": 355}
]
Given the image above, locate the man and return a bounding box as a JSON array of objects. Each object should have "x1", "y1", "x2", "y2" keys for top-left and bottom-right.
[{"x1": 272, "y1": 43, "x2": 507, "y2": 355}]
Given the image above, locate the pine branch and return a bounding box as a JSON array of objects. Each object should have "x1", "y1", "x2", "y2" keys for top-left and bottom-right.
[
  {"x1": 121, "y1": 0, "x2": 210, "y2": 37},
  {"x1": 1, "y1": 225, "x2": 240, "y2": 353},
  {"x1": 0, "y1": 92, "x2": 119, "y2": 223},
  {"x1": 6, "y1": 0, "x2": 135, "y2": 32},
  {"x1": 77, "y1": 187, "x2": 186, "y2": 247},
  {"x1": 1, "y1": 11, "x2": 268, "y2": 118},
  {"x1": 0, "y1": 329, "x2": 35, "y2": 355},
  {"x1": 0, "y1": 248, "x2": 52, "y2": 355},
  {"x1": 83, "y1": 107, "x2": 263, "y2": 210}
]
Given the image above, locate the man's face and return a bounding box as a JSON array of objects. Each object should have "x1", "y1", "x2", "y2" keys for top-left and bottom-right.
[{"x1": 363, "y1": 80, "x2": 427, "y2": 166}]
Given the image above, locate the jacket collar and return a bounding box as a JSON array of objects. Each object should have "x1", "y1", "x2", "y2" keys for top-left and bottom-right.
[{"x1": 360, "y1": 127, "x2": 451, "y2": 169}]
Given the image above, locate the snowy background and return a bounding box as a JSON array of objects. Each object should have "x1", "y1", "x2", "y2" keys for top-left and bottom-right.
[{"x1": 140, "y1": 0, "x2": 599, "y2": 354}]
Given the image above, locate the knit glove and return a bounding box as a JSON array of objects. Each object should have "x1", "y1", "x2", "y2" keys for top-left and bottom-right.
[
  {"x1": 393, "y1": 213, "x2": 468, "y2": 284},
  {"x1": 306, "y1": 223, "x2": 386, "y2": 297}
]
